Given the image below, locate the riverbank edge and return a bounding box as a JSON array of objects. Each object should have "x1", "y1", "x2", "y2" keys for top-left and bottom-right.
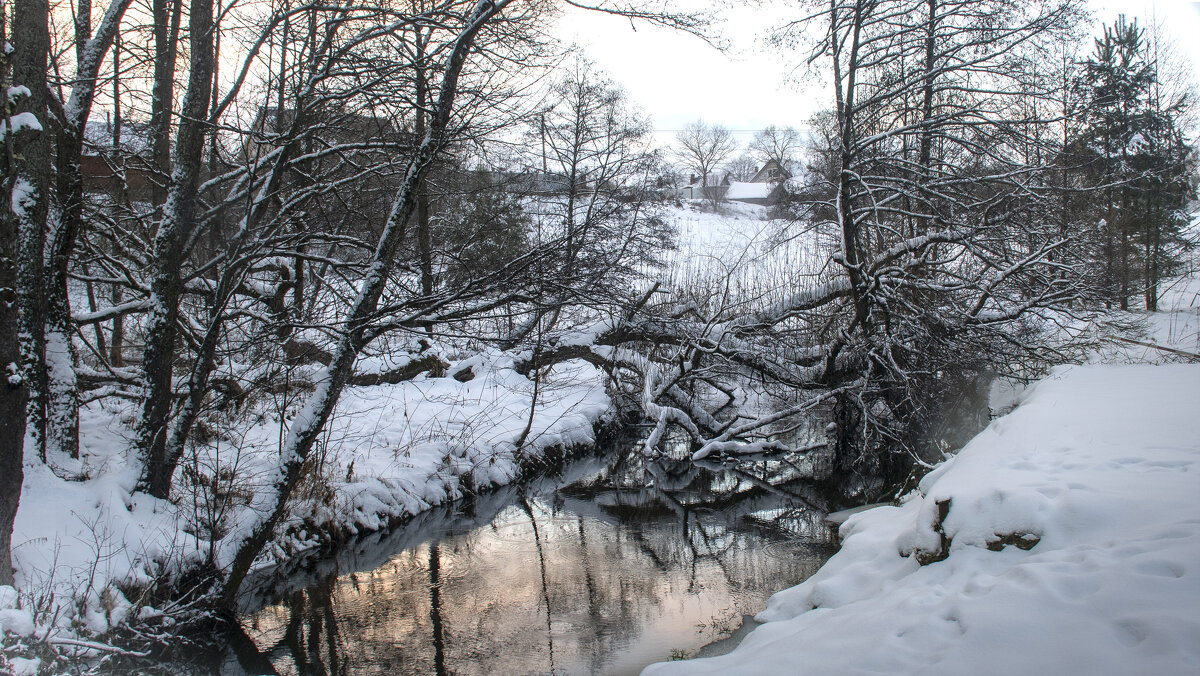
[
  {"x1": 1, "y1": 406, "x2": 628, "y2": 672},
  {"x1": 247, "y1": 414, "x2": 629, "y2": 588},
  {"x1": 644, "y1": 363, "x2": 1200, "y2": 675}
]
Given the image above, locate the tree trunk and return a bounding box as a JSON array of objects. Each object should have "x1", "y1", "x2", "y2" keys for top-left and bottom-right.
[
  {"x1": 414, "y1": 30, "x2": 435, "y2": 299},
  {"x1": 158, "y1": 135, "x2": 297, "y2": 493},
  {"x1": 1145, "y1": 202, "x2": 1159, "y2": 312},
  {"x1": 2, "y1": 0, "x2": 50, "y2": 582},
  {"x1": 45, "y1": 0, "x2": 135, "y2": 459},
  {"x1": 109, "y1": 36, "x2": 126, "y2": 366},
  {"x1": 0, "y1": 108, "x2": 19, "y2": 585},
  {"x1": 135, "y1": 0, "x2": 216, "y2": 499},
  {"x1": 150, "y1": 0, "x2": 182, "y2": 208},
  {"x1": 917, "y1": 0, "x2": 937, "y2": 206},
  {"x1": 1119, "y1": 218, "x2": 1129, "y2": 310},
  {"x1": 11, "y1": 0, "x2": 52, "y2": 463},
  {"x1": 110, "y1": 284, "x2": 125, "y2": 366},
  {"x1": 833, "y1": 0, "x2": 872, "y2": 336},
  {"x1": 46, "y1": 124, "x2": 83, "y2": 460}
]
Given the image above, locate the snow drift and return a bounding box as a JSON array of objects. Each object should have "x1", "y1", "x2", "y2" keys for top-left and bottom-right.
[{"x1": 646, "y1": 364, "x2": 1200, "y2": 675}]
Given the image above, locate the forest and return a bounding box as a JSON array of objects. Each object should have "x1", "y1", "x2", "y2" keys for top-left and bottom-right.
[{"x1": 0, "y1": 0, "x2": 1197, "y2": 671}]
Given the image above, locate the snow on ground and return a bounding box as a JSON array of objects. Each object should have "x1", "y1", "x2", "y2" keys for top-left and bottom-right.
[
  {"x1": 245, "y1": 354, "x2": 612, "y2": 546},
  {"x1": 665, "y1": 200, "x2": 776, "y2": 261},
  {"x1": 3, "y1": 352, "x2": 610, "y2": 658},
  {"x1": 2, "y1": 198, "x2": 785, "y2": 656},
  {"x1": 646, "y1": 363, "x2": 1200, "y2": 675},
  {"x1": 1139, "y1": 267, "x2": 1200, "y2": 355},
  {"x1": 660, "y1": 201, "x2": 832, "y2": 317}
]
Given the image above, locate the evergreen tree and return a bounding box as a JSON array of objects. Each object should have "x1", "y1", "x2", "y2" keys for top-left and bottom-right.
[{"x1": 1073, "y1": 16, "x2": 1195, "y2": 310}]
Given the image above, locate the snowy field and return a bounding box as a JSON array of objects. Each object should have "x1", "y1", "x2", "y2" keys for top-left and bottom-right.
[
  {"x1": 647, "y1": 363, "x2": 1200, "y2": 675},
  {"x1": 658, "y1": 201, "x2": 833, "y2": 314}
]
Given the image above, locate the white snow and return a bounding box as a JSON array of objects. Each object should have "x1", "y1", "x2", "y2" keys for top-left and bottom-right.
[
  {"x1": 0, "y1": 587, "x2": 34, "y2": 637},
  {"x1": 646, "y1": 363, "x2": 1200, "y2": 675},
  {"x1": 724, "y1": 181, "x2": 772, "y2": 201},
  {"x1": 660, "y1": 202, "x2": 832, "y2": 325},
  {"x1": 252, "y1": 353, "x2": 613, "y2": 544},
  {"x1": 0, "y1": 112, "x2": 42, "y2": 138},
  {"x1": 6, "y1": 657, "x2": 39, "y2": 676},
  {"x1": 6, "y1": 86, "x2": 31, "y2": 103},
  {"x1": 5, "y1": 362, "x2": 20, "y2": 387},
  {"x1": 3, "y1": 191, "x2": 1195, "y2": 674},
  {"x1": 10, "y1": 178, "x2": 36, "y2": 218},
  {"x1": 3, "y1": 350, "x2": 610, "y2": 655}
]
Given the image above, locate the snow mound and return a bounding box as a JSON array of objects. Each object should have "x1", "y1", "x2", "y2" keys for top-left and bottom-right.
[{"x1": 646, "y1": 364, "x2": 1200, "y2": 675}]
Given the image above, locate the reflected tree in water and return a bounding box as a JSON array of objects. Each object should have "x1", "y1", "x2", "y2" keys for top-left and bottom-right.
[{"x1": 228, "y1": 451, "x2": 836, "y2": 674}]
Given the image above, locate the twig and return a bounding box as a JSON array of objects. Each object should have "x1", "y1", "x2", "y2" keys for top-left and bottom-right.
[
  {"x1": 45, "y1": 637, "x2": 150, "y2": 657},
  {"x1": 1109, "y1": 336, "x2": 1200, "y2": 361}
]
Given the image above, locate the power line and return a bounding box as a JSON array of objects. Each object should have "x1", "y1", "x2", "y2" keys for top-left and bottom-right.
[{"x1": 652, "y1": 128, "x2": 813, "y2": 133}]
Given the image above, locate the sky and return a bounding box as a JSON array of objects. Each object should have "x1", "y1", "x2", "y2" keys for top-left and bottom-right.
[{"x1": 554, "y1": 0, "x2": 1200, "y2": 151}]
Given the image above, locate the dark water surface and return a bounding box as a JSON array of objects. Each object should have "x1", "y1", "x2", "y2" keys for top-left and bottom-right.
[{"x1": 207, "y1": 449, "x2": 837, "y2": 675}]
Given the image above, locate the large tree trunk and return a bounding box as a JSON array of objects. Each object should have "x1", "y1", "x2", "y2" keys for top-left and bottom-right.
[
  {"x1": 0, "y1": 112, "x2": 19, "y2": 585},
  {"x1": 135, "y1": 0, "x2": 216, "y2": 499},
  {"x1": 11, "y1": 0, "x2": 51, "y2": 462},
  {"x1": 44, "y1": 0, "x2": 135, "y2": 459},
  {"x1": 2, "y1": 0, "x2": 51, "y2": 583}
]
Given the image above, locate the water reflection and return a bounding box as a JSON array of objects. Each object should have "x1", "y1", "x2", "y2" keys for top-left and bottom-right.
[{"x1": 219, "y1": 450, "x2": 837, "y2": 675}]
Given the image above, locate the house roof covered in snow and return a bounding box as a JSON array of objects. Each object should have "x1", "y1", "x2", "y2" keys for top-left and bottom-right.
[
  {"x1": 84, "y1": 118, "x2": 151, "y2": 156},
  {"x1": 725, "y1": 181, "x2": 772, "y2": 200}
]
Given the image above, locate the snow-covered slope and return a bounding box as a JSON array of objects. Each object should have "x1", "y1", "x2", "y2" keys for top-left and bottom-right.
[{"x1": 646, "y1": 363, "x2": 1200, "y2": 675}]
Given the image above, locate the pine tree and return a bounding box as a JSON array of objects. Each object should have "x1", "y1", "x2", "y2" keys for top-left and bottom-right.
[{"x1": 1073, "y1": 15, "x2": 1195, "y2": 310}]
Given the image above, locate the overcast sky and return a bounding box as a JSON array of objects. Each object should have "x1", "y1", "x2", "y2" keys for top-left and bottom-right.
[{"x1": 554, "y1": 0, "x2": 1200, "y2": 150}]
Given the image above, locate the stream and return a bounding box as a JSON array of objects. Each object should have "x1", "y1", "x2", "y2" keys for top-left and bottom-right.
[{"x1": 179, "y1": 446, "x2": 839, "y2": 675}]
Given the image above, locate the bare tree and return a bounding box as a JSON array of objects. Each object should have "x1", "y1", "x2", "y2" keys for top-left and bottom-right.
[
  {"x1": 40, "y1": 0, "x2": 137, "y2": 461},
  {"x1": 725, "y1": 153, "x2": 758, "y2": 181},
  {"x1": 526, "y1": 59, "x2": 669, "y2": 316},
  {"x1": 748, "y1": 124, "x2": 802, "y2": 174},
  {"x1": 514, "y1": 0, "x2": 1092, "y2": 502},
  {"x1": 674, "y1": 120, "x2": 737, "y2": 204},
  {"x1": 768, "y1": 0, "x2": 1087, "y2": 486},
  {"x1": 220, "y1": 0, "x2": 543, "y2": 603},
  {"x1": 133, "y1": 0, "x2": 219, "y2": 497}
]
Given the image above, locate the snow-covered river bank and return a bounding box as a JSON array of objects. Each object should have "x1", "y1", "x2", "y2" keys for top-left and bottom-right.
[
  {"x1": 647, "y1": 363, "x2": 1200, "y2": 675},
  {"x1": 136, "y1": 446, "x2": 836, "y2": 673}
]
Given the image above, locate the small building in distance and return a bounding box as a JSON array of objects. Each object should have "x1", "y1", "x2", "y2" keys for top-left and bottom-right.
[
  {"x1": 81, "y1": 116, "x2": 155, "y2": 201},
  {"x1": 676, "y1": 159, "x2": 792, "y2": 206},
  {"x1": 748, "y1": 159, "x2": 791, "y2": 184}
]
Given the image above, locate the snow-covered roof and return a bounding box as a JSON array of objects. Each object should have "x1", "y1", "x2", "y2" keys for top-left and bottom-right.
[
  {"x1": 725, "y1": 181, "x2": 772, "y2": 200},
  {"x1": 83, "y1": 118, "x2": 151, "y2": 156}
]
